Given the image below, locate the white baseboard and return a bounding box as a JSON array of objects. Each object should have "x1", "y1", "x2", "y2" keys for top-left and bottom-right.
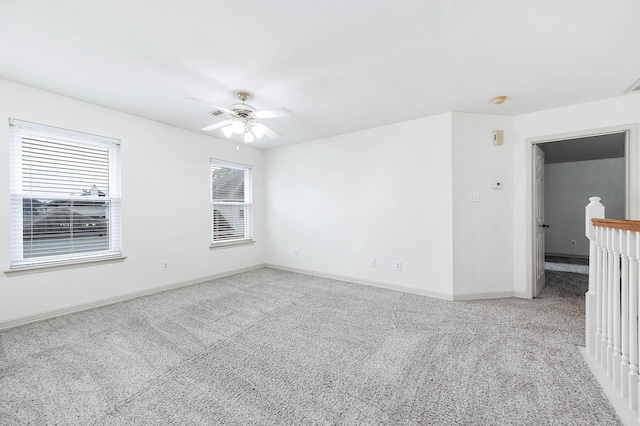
[
  {"x1": 0, "y1": 264, "x2": 266, "y2": 331},
  {"x1": 452, "y1": 290, "x2": 518, "y2": 301},
  {"x1": 1, "y1": 264, "x2": 529, "y2": 330},
  {"x1": 545, "y1": 252, "x2": 589, "y2": 260},
  {"x1": 513, "y1": 291, "x2": 532, "y2": 299},
  {"x1": 267, "y1": 264, "x2": 529, "y2": 302},
  {"x1": 265, "y1": 264, "x2": 454, "y2": 300}
]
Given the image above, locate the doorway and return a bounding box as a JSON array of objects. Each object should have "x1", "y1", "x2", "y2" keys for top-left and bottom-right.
[{"x1": 531, "y1": 131, "x2": 628, "y2": 297}]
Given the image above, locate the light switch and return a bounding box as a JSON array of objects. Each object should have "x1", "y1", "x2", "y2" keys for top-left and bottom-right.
[
  {"x1": 493, "y1": 130, "x2": 504, "y2": 145},
  {"x1": 469, "y1": 192, "x2": 482, "y2": 202}
]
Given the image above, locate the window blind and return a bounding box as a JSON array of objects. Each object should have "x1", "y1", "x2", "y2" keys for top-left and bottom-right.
[
  {"x1": 9, "y1": 119, "x2": 122, "y2": 268},
  {"x1": 210, "y1": 159, "x2": 253, "y2": 244}
]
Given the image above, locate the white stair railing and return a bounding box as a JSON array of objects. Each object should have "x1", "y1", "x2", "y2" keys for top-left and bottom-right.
[{"x1": 585, "y1": 196, "x2": 640, "y2": 416}]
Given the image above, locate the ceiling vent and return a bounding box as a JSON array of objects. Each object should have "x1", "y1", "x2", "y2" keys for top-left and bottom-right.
[{"x1": 625, "y1": 78, "x2": 640, "y2": 93}]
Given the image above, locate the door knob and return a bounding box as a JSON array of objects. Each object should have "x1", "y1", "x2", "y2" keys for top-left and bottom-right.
[{"x1": 542, "y1": 224, "x2": 550, "y2": 228}]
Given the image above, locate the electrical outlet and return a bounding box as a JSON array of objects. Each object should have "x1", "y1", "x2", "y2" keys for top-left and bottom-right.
[
  {"x1": 395, "y1": 261, "x2": 402, "y2": 271},
  {"x1": 162, "y1": 261, "x2": 169, "y2": 271},
  {"x1": 369, "y1": 258, "x2": 376, "y2": 267},
  {"x1": 294, "y1": 249, "x2": 299, "y2": 257},
  {"x1": 570, "y1": 240, "x2": 576, "y2": 246}
]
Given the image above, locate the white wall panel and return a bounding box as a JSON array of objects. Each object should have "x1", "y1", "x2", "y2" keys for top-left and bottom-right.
[
  {"x1": 451, "y1": 113, "x2": 515, "y2": 297},
  {"x1": 264, "y1": 114, "x2": 455, "y2": 297}
]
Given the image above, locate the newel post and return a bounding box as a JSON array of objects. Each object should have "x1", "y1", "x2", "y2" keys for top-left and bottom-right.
[{"x1": 586, "y1": 196, "x2": 605, "y2": 355}]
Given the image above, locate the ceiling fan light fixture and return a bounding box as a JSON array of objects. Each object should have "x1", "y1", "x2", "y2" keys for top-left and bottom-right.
[
  {"x1": 232, "y1": 121, "x2": 244, "y2": 134},
  {"x1": 252, "y1": 123, "x2": 265, "y2": 139},
  {"x1": 193, "y1": 90, "x2": 290, "y2": 141},
  {"x1": 221, "y1": 124, "x2": 234, "y2": 138}
]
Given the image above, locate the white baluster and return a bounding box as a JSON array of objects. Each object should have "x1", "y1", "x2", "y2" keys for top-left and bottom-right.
[
  {"x1": 629, "y1": 231, "x2": 639, "y2": 411},
  {"x1": 621, "y1": 230, "x2": 630, "y2": 396},
  {"x1": 601, "y1": 226, "x2": 610, "y2": 368},
  {"x1": 586, "y1": 197, "x2": 604, "y2": 355},
  {"x1": 596, "y1": 225, "x2": 605, "y2": 362},
  {"x1": 608, "y1": 228, "x2": 616, "y2": 379},
  {"x1": 636, "y1": 232, "x2": 640, "y2": 420},
  {"x1": 612, "y1": 228, "x2": 622, "y2": 387}
]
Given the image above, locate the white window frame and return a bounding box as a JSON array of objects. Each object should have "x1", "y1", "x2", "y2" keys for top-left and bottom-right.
[
  {"x1": 8, "y1": 119, "x2": 122, "y2": 270},
  {"x1": 210, "y1": 159, "x2": 253, "y2": 247}
]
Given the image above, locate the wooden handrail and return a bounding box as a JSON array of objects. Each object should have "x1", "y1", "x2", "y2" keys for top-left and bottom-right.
[{"x1": 592, "y1": 218, "x2": 640, "y2": 232}]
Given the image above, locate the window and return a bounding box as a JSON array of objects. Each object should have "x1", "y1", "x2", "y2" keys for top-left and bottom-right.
[
  {"x1": 210, "y1": 159, "x2": 253, "y2": 245},
  {"x1": 9, "y1": 119, "x2": 121, "y2": 269}
]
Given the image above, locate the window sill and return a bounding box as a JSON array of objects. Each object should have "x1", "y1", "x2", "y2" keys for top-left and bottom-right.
[
  {"x1": 209, "y1": 239, "x2": 255, "y2": 250},
  {"x1": 4, "y1": 255, "x2": 127, "y2": 276}
]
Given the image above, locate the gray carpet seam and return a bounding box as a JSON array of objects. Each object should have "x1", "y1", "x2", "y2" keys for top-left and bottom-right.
[{"x1": 87, "y1": 298, "x2": 306, "y2": 425}]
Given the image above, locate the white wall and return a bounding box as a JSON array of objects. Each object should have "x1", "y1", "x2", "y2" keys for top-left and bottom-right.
[
  {"x1": 512, "y1": 92, "x2": 640, "y2": 297},
  {"x1": 3, "y1": 79, "x2": 640, "y2": 325},
  {"x1": 0, "y1": 79, "x2": 265, "y2": 325},
  {"x1": 264, "y1": 114, "x2": 455, "y2": 298},
  {"x1": 451, "y1": 113, "x2": 515, "y2": 297},
  {"x1": 545, "y1": 158, "x2": 625, "y2": 257}
]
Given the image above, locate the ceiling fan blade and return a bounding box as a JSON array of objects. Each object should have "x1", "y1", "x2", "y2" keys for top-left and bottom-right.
[
  {"x1": 259, "y1": 123, "x2": 281, "y2": 139},
  {"x1": 202, "y1": 119, "x2": 233, "y2": 131},
  {"x1": 253, "y1": 108, "x2": 291, "y2": 119},
  {"x1": 252, "y1": 123, "x2": 265, "y2": 139},
  {"x1": 187, "y1": 97, "x2": 239, "y2": 117}
]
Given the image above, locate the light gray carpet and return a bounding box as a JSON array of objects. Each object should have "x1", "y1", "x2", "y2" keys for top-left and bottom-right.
[
  {"x1": 544, "y1": 262, "x2": 589, "y2": 274},
  {"x1": 545, "y1": 256, "x2": 589, "y2": 274},
  {"x1": 0, "y1": 268, "x2": 620, "y2": 425}
]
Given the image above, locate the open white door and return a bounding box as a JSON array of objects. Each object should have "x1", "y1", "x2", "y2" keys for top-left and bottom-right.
[{"x1": 533, "y1": 145, "x2": 546, "y2": 297}]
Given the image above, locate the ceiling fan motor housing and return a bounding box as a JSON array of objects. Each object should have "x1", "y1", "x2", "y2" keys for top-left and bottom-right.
[{"x1": 229, "y1": 103, "x2": 256, "y2": 119}]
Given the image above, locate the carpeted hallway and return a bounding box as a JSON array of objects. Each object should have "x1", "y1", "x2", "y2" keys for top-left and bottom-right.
[{"x1": 0, "y1": 267, "x2": 620, "y2": 425}]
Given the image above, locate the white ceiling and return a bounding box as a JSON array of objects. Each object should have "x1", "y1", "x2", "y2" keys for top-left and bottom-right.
[{"x1": 1, "y1": 0, "x2": 639, "y2": 149}]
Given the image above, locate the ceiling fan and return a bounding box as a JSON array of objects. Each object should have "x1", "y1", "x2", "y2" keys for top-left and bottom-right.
[{"x1": 190, "y1": 91, "x2": 291, "y2": 142}]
